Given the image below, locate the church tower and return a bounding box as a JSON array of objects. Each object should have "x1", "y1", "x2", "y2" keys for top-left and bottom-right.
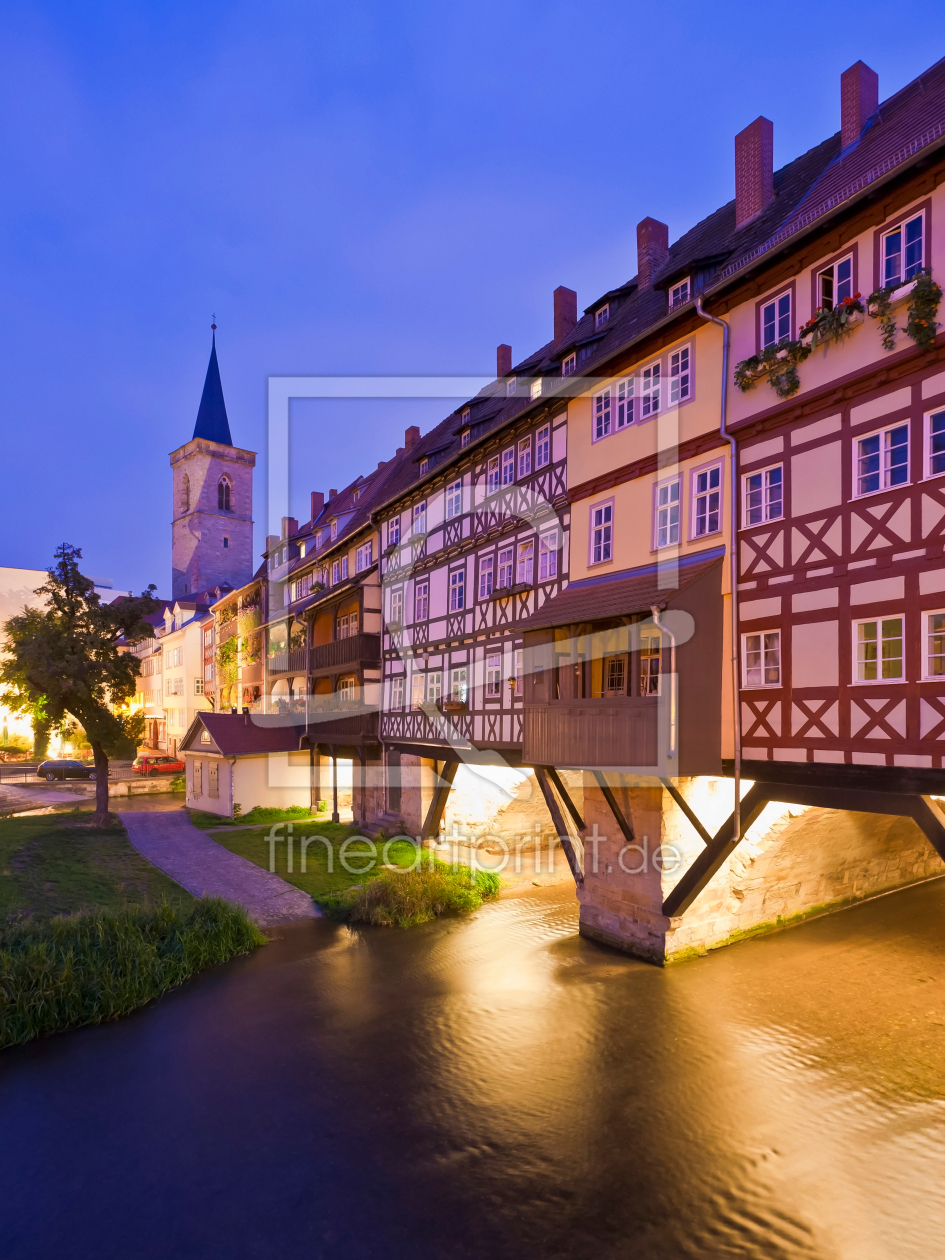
[{"x1": 170, "y1": 329, "x2": 256, "y2": 599}]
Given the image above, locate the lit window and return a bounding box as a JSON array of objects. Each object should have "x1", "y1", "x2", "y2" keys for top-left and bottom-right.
[
  {"x1": 640, "y1": 629, "x2": 661, "y2": 696},
  {"x1": 616, "y1": 377, "x2": 634, "y2": 428},
  {"x1": 743, "y1": 465, "x2": 783, "y2": 526},
  {"x1": 855, "y1": 617, "x2": 903, "y2": 681},
  {"x1": 411, "y1": 673, "x2": 425, "y2": 710},
  {"x1": 517, "y1": 539, "x2": 534, "y2": 584},
  {"x1": 655, "y1": 478, "x2": 680, "y2": 548},
  {"x1": 450, "y1": 668, "x2": 468, "y2": 703},
  {"x1": 693, "y1": 464, "x2": 722, "y2": 537},
  {"x1": 591, "y1": 502, "x2": 612, "y2": 564},
  {"x1": 502, "y1": 448, "x2": 515, "y2": 485},
  {"x1": 487, "y1": 455, "x2": 500, "y2": 494},
  {"x1": 461, "y1": 428, "x2": 471, "y2": 447},
  {"x1": 670, "y1": 278, "x2": 690, "y2": 308},
  {"x1": 603, "y1": 654, "x2": 626, "y2": 696},
  {"x1": 478, "y1": 554, "x2": 494, "y2": 599},
  {"x1": 669, "y1": 346, "x2": 691, "y2": 404},
  {"x1": 449, "y1": 569, "x2": 465, "y2": 611},
  {"x1": 596, "y1": 304, "x2": 610, "y2": 328},
  {"x1": 497, "y1": 546, "x2": 513, "y2": 588},
  {"x1": 594, "y1": 388, "x2": 611, "y2": 440},
  {"x1": 927, "y1": 612, "x2": 945, "y2": 677},
  {"x1": 506, "y1": 376, "x2": 517, "y2": 397},
  {"x1": 518, "y1": 438, "x2": 532, "y2": 477},
  {"x1": 530, "y1": 379, "x2": 542, "y2": 400},
  {"x1": 743, "y1": 631, "x2": 781, "y2": 687},
  {"x1": 927, "y1": 410, "x2": 945, "y2": 478},
  {"x1": 412, "y1": 501, "x2": 427, "y2": 534},
  {"x1": 539, "y1": 529, "x2": 558, "y2": 581},
  {"x1": 855, "y1": 423, "x2": 909, "y2": 496},
  {"x1": 536, "y1": 424, "x2": 550, "y2": 468},
  {"x1": 486, "y1": 653, "x2": 502, "y2": 697},
  {"x1": 446, "y1": 479, "x2": 462, "y2": 519},
  {"x1": 391, "y1": 676, "x2": 405, "y2": 709},
  {"x1": 818, "y1": 256, "x2": 853, "y2": 310},
  {"x1": 562, "y1": 353, "x2": 576, "y2": 377},
  {"x1": 761, "y1": 292, "x2": 792, "y2": 348},
  {"x1": 414, "y1": 582, "x2": 429, "y2": 621},
  {"x1": 641, "y1": 363, "x2": 660, "y2": 417},
  {"x1": 882, "y1": 212, "x2": 924, "y2": 289},
  {"x1": 388, "y1": 517, "x2": 400, "y2": 546}
]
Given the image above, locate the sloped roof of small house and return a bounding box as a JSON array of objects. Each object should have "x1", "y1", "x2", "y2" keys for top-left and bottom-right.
[{"x1": 180, "y1": 712, "x2": 309, "y2": 756}]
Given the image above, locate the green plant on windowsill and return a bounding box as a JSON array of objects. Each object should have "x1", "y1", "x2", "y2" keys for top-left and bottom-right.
[
  {"x1": 798, "y1": 294, "x2": 864, "y2": 350},
  {"x1": 733, "y1": 338, "x2": 812, "y2": 400},
  {"x1": 866, "y1": 284, "x2": 898, "y2": 351},
  {"x1": 867, "y1": 269, "x2": 942, "y2": 353}
]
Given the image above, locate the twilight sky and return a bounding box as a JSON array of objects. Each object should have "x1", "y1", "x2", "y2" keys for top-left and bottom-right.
[{"x1": 2, "y1": 1, "x2": 944, "y2": 595}]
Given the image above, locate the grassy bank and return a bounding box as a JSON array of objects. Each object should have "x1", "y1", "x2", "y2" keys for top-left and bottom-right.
[
  {"x1": 187, "y1": 805, "x2": 327, "y2": 830},
  {"x1": 0, "y1": 900, "x2": 264, "y2": 1048},
  {"x1": 209, "y1": 822, "x2": 501, "y2": 925}
]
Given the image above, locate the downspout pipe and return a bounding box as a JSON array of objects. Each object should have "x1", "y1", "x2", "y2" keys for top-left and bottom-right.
[
  {"x1": 694, "y1": 296, "x2": 741, "y2": 848},
  {"x1": 650, "y1": 605, "x2": 677, "y2": 761}
]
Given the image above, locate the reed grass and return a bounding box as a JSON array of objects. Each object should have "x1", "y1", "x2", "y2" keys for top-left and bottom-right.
[{"x1": 322, "y1": 859, "x2": 501, "y2": 928}]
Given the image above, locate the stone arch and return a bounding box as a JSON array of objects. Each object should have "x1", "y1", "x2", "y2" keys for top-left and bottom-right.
[{"x1": 218, "y1": 477, "x2": 231, "y2": 512}]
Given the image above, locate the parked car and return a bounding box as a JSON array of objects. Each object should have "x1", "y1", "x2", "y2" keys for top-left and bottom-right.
[
  {"x1": 132, "y1": 755, "x2": 185, "y2": 777},
  {"x1": 37, "y1": 759, "x2": 97, "y2": 782}
]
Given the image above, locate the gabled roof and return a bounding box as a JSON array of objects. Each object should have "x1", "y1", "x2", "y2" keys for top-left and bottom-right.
[
  {"x1": 193, "y1": 332, "x2": 232, "y2": 446},
  {"x1": 180, "y1": 712, "x2": 309, "y2": 756}
]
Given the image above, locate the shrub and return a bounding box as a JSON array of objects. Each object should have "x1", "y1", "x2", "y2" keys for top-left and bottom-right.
[{"x1": 321, "y1": 858, "x2": 501, "y2": 928}]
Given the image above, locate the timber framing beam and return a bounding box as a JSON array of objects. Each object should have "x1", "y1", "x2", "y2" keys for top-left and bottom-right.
[
  {"x1": 659, "y1": 778, "x2": 712, "y2": 847},
  {"x1": 534, "y1": 766, "x2": 584, "y2": 888},
  {"x1": 419, "y1": 759, "x2": 459, "y2": 844},
  {"x1": 547, "y1": 766, "x2": 586, "y2": 831},
  {"x1": 592, "y1": 771, "x2": 635, "y2": 846}
]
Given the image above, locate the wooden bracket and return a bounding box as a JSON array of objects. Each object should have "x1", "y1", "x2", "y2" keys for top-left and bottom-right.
[
  {"x1": 659, "y1": 777, "x2": 712, "y2": 847},
  {"x1": 592, "y1": 770, "x2": 635, "y2": 845},
  {"x1": 419, "y1": 759, "x2": 459, "y2": 843},
  {"x1": 546, "y1": 766, "x2": 586, "y2": 831},
  {"x1": 534, "y1": 766, "x2": 584, "y2": 888}
]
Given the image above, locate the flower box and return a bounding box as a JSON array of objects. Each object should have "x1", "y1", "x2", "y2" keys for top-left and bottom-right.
[
  {"x1": 441, "y1": 700, "x2": 467, "y2": 714},
  {"x1": 386, "y1": 620, "x2": 402, "y2": 633}
]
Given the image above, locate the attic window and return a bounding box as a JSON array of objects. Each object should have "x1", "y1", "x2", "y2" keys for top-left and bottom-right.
[
  {"x1": 461, "y1": 408, "x2": 470, "y2": 423},
  {"x1": 670, "y1": 278, "x2": 691, "y2": 309},
  {"x1": 530, "y1": 379, "x2": 541, "y2": 400},
  {"x1": 331, "y1": 520, "x2": 338, "y2": 540},
  {"x1": 506, "y1": 376, "x2": 517, "y2": 397},
  {"x1": 200, "y1": 730, "x2": 211, "y2": 744},
  {"x1": 460, "y1": 429, "x2": 471, "y2": 447},
  {"x1": 596, "y1": 304, "x2": 610, "y2": 329},
  {"x1": 419, "y1": 457, "x2": 429, "y2": 474},
  {"x1": 562, "y1": 353, "x2": 576, "y2": 377}
]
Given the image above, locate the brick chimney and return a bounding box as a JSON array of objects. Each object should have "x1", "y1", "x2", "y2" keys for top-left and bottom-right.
[
  {"x1": 636, "y1": 218, "x2": 669, "y2": 288},
  {"x1": 281, "y1": 516, "x2": 298, "y2": 540},
  {"x1": 841, "y1": 61, "x2": 878, "y2": 148},
  {"x1": 329, "y1": 488, "x2": 337, "y2": 499},
  {"x1": 497, "y1": 344, "x2": 512, "y2": 377},
  {"x1": 404, "y1": 425, "x2": 420, "y2": 450},
  {"x1": 554, "y1": 287, "x2": 577, "y2": 342},
  {"x1": 266, "y1": 534, "x2": 279, "y2": 553},
  {"x1": 310, "y1": 491, "x2": 324, "y2": 520},
  {"x1": 735, "y1": 116, "x2": 774, "y2": 227}
]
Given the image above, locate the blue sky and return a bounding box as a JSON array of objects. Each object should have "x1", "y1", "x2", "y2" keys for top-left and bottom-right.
[{"x1": 2, "y1": 1, "x2": 944, "y2": 594}]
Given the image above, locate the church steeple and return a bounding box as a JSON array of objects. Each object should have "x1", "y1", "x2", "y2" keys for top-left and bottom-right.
[{"x1": 193, "y1": 326, "x2": 232, "y2": 446}]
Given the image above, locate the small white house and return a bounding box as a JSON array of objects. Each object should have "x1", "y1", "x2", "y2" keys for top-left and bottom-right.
[{"x1": 179, "y1": 712, "x2": 314, "y2": 818}]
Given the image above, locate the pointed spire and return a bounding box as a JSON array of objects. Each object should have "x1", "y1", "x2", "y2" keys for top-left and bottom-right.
[{"x1": 193, "y1": 324, "x2": 232, "y2": 445}]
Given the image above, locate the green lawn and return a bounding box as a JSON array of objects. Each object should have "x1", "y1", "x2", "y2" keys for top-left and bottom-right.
[
  {"x1": 187, "y1": 805, "x2": 329, "y2": 830},
  {"x1": 0, "y1": 811, "x2": 196, "y2": 921}
]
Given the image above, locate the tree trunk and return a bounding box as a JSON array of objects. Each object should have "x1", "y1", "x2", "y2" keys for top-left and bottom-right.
[
  {"x1": 32, "y1": 715, "x2": 50, "y2": 760},
  {"x1": 90, "y1": 740, "x2": 111, "y2": 825}
]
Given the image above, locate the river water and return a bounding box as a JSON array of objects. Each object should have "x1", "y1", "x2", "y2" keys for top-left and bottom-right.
[{"x1": 2, "y1": 878, "x2": 945, "y2": 1259}]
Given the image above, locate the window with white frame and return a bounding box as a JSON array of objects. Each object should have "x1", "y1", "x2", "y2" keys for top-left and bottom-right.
[
  {"x1": 165, "y1": 676, "x2": 184, "y2": 696},
  {"x1": 485, "y1": 653, "x2": 502, "y2": 697},
  {"x1": 479, "y1": 554, "x2": 494, "y2": 599},
  {"x1": 411, "y1": 673, "x2": 426, "y2": 710},
  {"x1": 331, "y1": 519, "x2": 338, "y2": 540},
  {"x1": 536, "y1": 424, "x2": 550, "y2": 468},
  {"x1": 506, "y1": 376, "x2": 517, "y2": 396},
  {"x1": 926, "y1": 611, "x2": 945, "y2": 677},
  {"x1": 412, "y1": 501, "x2": 427, "y2": 534},
  {"x1": 331, "y1": 561, "x2": 340, "y2": 585},
  {"x1": 388, "y1": 516, "x2": 400, "y2": 546},
  {"x1": 450, "y1": 667, "x2": 467, "y2": 702},
  {"x1": 743, "y1": 464, "x2": 783, "y2": 526},
  {"x1": 562, "y1": 353, "x2": 576, "y2": 377},
  {"x1": 389, "y1": 588, "x2": 403, "y2": 626},
  {"x1": 761, "y1": 291, "x2": 791, "y2": 348},
  {"x1": 855, "y1": 423, "x2": 909, "y2": 496},
  {"x1": 641, "y1": 362, "x2": 660, "y2": 417},
  {"x1": 855, "y1": 616, "x2": 903, "y2": 681},
  {"x1": 391, "y1": 676, "x2": 405, "y2": 709},
  {"x1": 530, "y1": 379, "x2": 541, "y2": 400},
  {"x1": 670, "y1": 278, "x2": 690, "y2": 308},
  {"x1": 655, "y1": 477, "x2": 681, "y2": 548},
  {"x1": 692, "y1": 463, "x2": 722, "y2": 537},
  {"x1": 669, "y1": 346, "x2": 691, "y2": 405},
  {"x1": 882, "y1": 211, "x2": 924, "y2": 289},
  {"x1": 194, "y1": 678, "x2": 204, "y2": 696},
  {"x1": 742, "y1": 631, "x2": 781, "y2": 687},
  {"x1": 341, "y1": 556, "x2": 349, "y2": 580},
  {"x1": 616, "y1": 376, "x2": 634, "y2": 428},
  {"x1": 539, "y1": 529, "x2": 558, "y2": 580},
  {"x1": 591, "y1": 502, "x2": 613, "y2": 564},
  {"x1": 419, "y1": 458, "x2": 429, "y2": 475},
  {"x1": 596, "y1": 304, "x2": 610, "y2": 329},
  {"x1": 414, "y1": 581, "x2": 429, "y2": 621},
  {"x1": 356, "y1": 541, "x2": 372, "y2": 572},
  {"x1": 639, "y1": 628, "x2": 661, "y2": 695},
  {"x1": 428, "y1": 671, "x2": 442, "y2": 704},
  {"x1": 594, "y1": 388, "x2": 611, "y2": 440},
  {"x1": 461, "y1": 428, "x2": 471, "y2": 447},
  {"x1": 517, "y1": 539, "x2": 534, "y2": 584},
  {"x1": 926, "y1": 409, "x2": 945, "y2": 478},
  {"x1": 446, "y1": 479, "x2": 462, "y2": 519},
  {"x1": 518, "y1": 437, "x2": 532, "y2": 477},
  {"x1": 502, "y1": 448, "x2": 515, "y2": 485},
  {"x1": 497, "y1": 546, "x2": 513, "y2": 588},
  {"x1": 487, "y1": 455, "x2": 500, "y2": 494},
  {"x1": 817, "y1": 255, "x2": 853, "y2": 310},
  {"x1": 449, "y1": 569, "x2": 465, "y2": 611},
  {"x1": 338, "y1": 611, "x2": 358, "y2": 638}
]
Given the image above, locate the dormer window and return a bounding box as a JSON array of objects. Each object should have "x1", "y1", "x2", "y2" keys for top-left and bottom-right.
[
  {"x1": 670, "y1": 278, "x2": 691, "y2": 309},
  {"x1": 596, "y1": 304, "x2": 610, "y2": 328},
  {"x1": 331, "y1": 520, "x2": 338, "y2": 540},
  {"x1": 506, "y1": 376, "x2": 517, "y2": 397},
  {"x1": 461, "y1": 408, "x2": 470, "y2": 424},
  {"x1": 530, "y1": 379, "x2": 541, "y2": 400},
  {"x1": 562, "y1": 353, "x2": 576, "y2": 377},
  {"x1": 419, "y1": 457, "x2": 429, "y2": 474},
  {"x1": 461, "y1": 429, "x2": 471, "y2": 447}
]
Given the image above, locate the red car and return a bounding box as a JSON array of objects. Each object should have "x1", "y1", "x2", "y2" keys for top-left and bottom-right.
[{"x1": 132, "y1": 754, "x2": 185, "y2": 776}]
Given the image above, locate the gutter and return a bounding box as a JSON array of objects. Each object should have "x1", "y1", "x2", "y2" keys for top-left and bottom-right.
[{"x1": 694, "y1": 297, "x2": 741, "y2": 850}]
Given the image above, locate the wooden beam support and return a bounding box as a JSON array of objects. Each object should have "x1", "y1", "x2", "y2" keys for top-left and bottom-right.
[
  {"x1": 534, "y1": 766, "x2": 584, "y2": 888},
  {"x1": 909, "y1": 796, "x2": 945, "y2": 863},
  {"x1": 592, "y1": 770, "x2": 635, "y2": 846},
  {"x1": 546, "y1": 766, "x2": 586, "y2": 831},
  {"x1": 659, "y1": 777, "x2": 712, "y2": 847},
  {"x1": 662, "y1": 782, "x2": 772, "y2": 918},
  {"x1": 419, "y1": 759, "x2": 459, "y2": 844}
]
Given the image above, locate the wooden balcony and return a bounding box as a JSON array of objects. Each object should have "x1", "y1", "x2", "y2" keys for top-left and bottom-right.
[
  {"x1": 523, "y1": 702, "x2": 658, "y2": 770},
  {"x1": 304, "y1": 703, "x2": 379, "y2": 746},
  {"x1": 266, "y1": 647, "x2": 309, "y2": 675},
  {"x1": 310, "y1": 633, "x2": 381, "y2": 676}
]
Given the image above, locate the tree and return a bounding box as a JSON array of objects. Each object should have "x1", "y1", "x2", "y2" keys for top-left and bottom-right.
[{"x1": 0, "y1": 544, "x2": 158, "y2": 823}]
